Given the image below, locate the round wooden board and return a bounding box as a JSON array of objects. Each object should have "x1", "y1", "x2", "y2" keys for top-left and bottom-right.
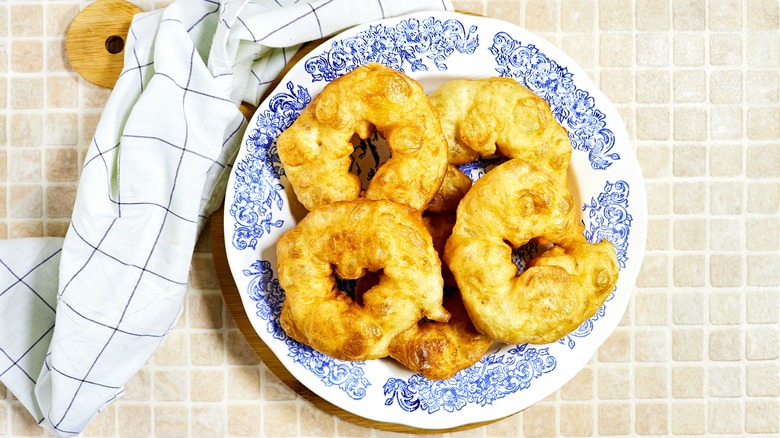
[{"x1": 209, "y1": 37, "x2": 503, "y2": 434}]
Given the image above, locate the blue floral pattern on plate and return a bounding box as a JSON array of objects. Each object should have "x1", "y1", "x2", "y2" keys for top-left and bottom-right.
[
  {"x1": 489, "y1": 32, "x2": 620, "y2": 170},
  {"x1": 305, "y1": 17, "x2": 479, "y2": 82},
  {"x1": 223, "y1": 11, "x2": 644, "y2": 429}
]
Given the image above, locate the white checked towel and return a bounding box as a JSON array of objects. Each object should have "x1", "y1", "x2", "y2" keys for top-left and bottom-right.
[{"x1": 0, "y1": 0, "x2": 452, "y2": 435}]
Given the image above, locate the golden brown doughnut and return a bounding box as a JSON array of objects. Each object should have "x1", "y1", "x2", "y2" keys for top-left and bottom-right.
[
  {"x1": 276, "y1": 199, "x2": 449, "y2": 361},
  {"x1": 276, "y1": 63, "x2": 448, "y2": 211}
]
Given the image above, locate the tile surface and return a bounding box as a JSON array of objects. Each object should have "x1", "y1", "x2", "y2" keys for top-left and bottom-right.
[{"x1": 1, "y1": 0, "x2": 779, "y2": 436}]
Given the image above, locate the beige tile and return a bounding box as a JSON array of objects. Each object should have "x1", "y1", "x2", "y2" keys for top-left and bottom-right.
[
  {"x1": 191, "y1": 405, "x2": 224, "y2": 438},
  {"x1": 709, "y1": 327, "x2": 743, "y2": 361},
  {"x1": 635, "y1": 402, "x2": 668, "y2": 435},
  {"x1": 674, "y1": 107, "x2": 707, "y2": 140},
  {"x1": 10, "y1": 114, "x2": 42, "y2": 147},
  {"x1": 710, "y1": 33, "x2": 743, "y2": 65},
  {"x1": 747, "y1": 363, "x2": 780, "y2": 396},
  {"x1": 709, "y1": 0, "x2": 743, "y2": 30},
  {"x1": 672, "y1": 328, "x2": 704, "y2": 361},
  {"x1": 636, "y1": 253, "x2": 669, "y2": 288},
  {"x1": 599, "y1": 33, "x2": 634, "y2": 67},
  {"x1": 227, "y1": 366, "x2": 261, "y2": 400},
  {"x1": 636, "y1": 70, "x2": 669, "y2": 103},
  {"x1": 673, "y1": 181, "x2": 705, "y2": 214},
  {"x1": 745, "y1": 399, "x2": 780, "y2": 434},
  {"x1": 118, "y1": 404, "x2": 151, "y2": 438},
  {"x1": 190, "y1": 369, "x2": 224, "y2": 402},
  {"x1": 710, "y1": 181, "x2": 743, "y2": 215},
  {"x1": 10, "y1": 4, "x2": 42, "y2": 37},
  {"x1": 710, "y1": 290, "x2": 742, "y2": 325},
  {"x1": 47, "y1": 40, "x2": 73, "y2": 72},
  {"x1": 10, "y1": 40, "x2": 42, "y2": 72},
  {"x1": 747, "y1": 217, "x2": 780, "y2": 250},
  {"x1": 673, "y1": 0, "x2": 705, "y2": 30},
  {"x1": 154, "y1": 405, "x2": 188, "y2": 438},
  {"x1": 559, "y1": 404, "x2": 592, "y2": 436},
  {"x1": 710, "y1": 143, "x2": 743, "y2": 176},
  {"x1": 520, "y1": 403, "x2": 555, "y2": 437},
  {"x1": 634, "y1": 291, "x2": 667, "y2": 326},
  {"x1": 748, "y1": 182, "x2": 779, "y2": 213},
  {"x1": 484, "y1": 413, "x2": 520, "y2": 436},
  {"x1": 636, "y1": 107, "x2": 670, "y2": 140},
  {"x1": 0, "y1": 5, "x2": 6, "y2": 37},
  {"x1": 0, "y1": 150, "x2": 6, "y2": 182},
  {"x1": 45, "y1": 185, "x2": 76, "y2": 218},
  {"x1": 747, "y1": 107, "x2": 780, "y2": 140},
  {"x1": 227, "y1": 403, "x2": 262, "y2": 436},
  {"x1": 636, "y1": 0, "x2": 669, "y2": 30},
  {"x1": 189, "y1": 253, "x2": 220, "y2": 289},
  {"x1": 600, "y1": 69, "x2": 634, "y2": 104},
  {"x1": 0, "y1": 382, "x2": 6, "y2": 399},
  {"x1": 715, "y1": 259, "x2": 747, "y2": 291},
  {"x1": 46, "y1": 3, "x2": 79, "y2": 36},
  {"x1": 485, "y1": 0, "x2": 520, "y2": 25},
  {"x1": 0, "y1": 186, "x2": 6, "y2": 219},
  {"x1": 598, "y1": 329, "x2": 631, "y2": 362},
  {"x1": 45, "y1": 220, "x2": 71, "y2": 238},
  {"x1": 45, "y1": 112, "x2": 79, "y2": 146},
  {"x1": 10, "y1": 77, "x2": 42, "y2": 109},
  {"x1": 671, "y1": 402, "x2": 705, "y2": 434},
  {"x1": 708, "y1": 399, "x2": 743, "y2": 434},
  {"x1": 560, "y1": 367, "x2": 592, "y2": 400},
  {"x1": 746, "y1": 290, "x2": 779, "y2": 323},
  {"x1": 673, "y1": 253, "x2": 705, "y2": 287},
  {"x1": 154, "y1": 331, "x2": 187, "y2": 366},
  {"x1": 154, "y1": 370, "x2": 188, "y2": 401},
  {"x1": 673, "y1": 218, "x2": 705, "y2": 250},
  {"x1": 710, "y1": 69, "x2": 743, "y2": 103},
  {"x1": 599, "y1": 0, "x2": 633, "y2": 30},
  {"x1": 746, "y1": 70, "x2": 779, "y2": 103},
  {"x1": 673, "y1": 291, "x2": 705, "y2": 325},
  {"x1": 299, "y1": 403, "x2": 335, "y2": 437},
  {"x1": 262, "y1": 366, "x2": 297, "y2": 401},
  {"x1": 0, "y1": 41, "x2": 7, "y2": 73},
  {"x1": 124, "y1": 369, "x2": 151, "y2": 401},
  {"x1": 747, "y1": 255, "x2": 780, "y2": 286},
  {"x1": 637, "y1": 144, "x2": 671, "y2": 178},
  {"x1": 9, "y1": 149, "x2": 41, "y2": 182},
  {"x1": 710, "y1": 106, "x2": 743, "y2": 139},
  {"x1": 191, "y1": 331, "x2": 224, "y2": 365},
  {"x1": 45, "y1": 148, "x2": 79, "y2": 182},
  {"x1": 646, "y1": 218, "x2": 670, "y2": 250},
  {"x1": 81, "y1": 405, "x2": 115, "y2": 437},
  {"x1": 747, "y1": 0, "x2": 780, "y2": 30},
  {"x1": 226, "y1": 330, "x2": 260, "y2": 365},
  {"x1": 525, "y1": 0, "x2": 557, "y2": 33},
  {"x1": 561, "y1": 35, "x2": 596, "y2": 69},
  {"x1": 746, "y1": 326, "x2": 779, "y2": 360},
  {"x1": 673, "y1": 33, "x2": 705, "y2": 66},
  {"x1": 81, "y1": 80, "x2": 112, "y2": 108},
  {"x1": 47, "y1": 75, "x2": 79, "y2": 108},
  {"x1": 708, "y1": 365, "x2": 743, "y2": 397},
  {"x1": 598, "y1": 366, "x2": 630, "y2": 399},
  {"x1": 597, "y1": 403, "x2": 630, "y2": 435},
  {"x1": 264, "y1": 402, "x2": 298, "y2": 437},
  {"x1": 9, "y1": 185, "x2": 42, "y2": 218},
  {"x1": 710, "y1": 218, "x2": 742, "y2": 250},
  {"x1": 188, "y1": 291, "x2": 222, "y2": 329},
  {"x1": 635, "y1": 329, "x2": 668, "y2": 362},
  {"x1": 634, "y1": 365, "x2": 667, "y2": 398},
  {"x1": 673, "y1": 143, "x2": 706, "y2": 176},
  {"x1": 561, "y1": 0, "x2": 593, "y2": 31},
  {"x1": 452, "y1": 1, "x2": 484, "y2": 15},
  {"x1": 671, "y1": 365, "x2": 705, "y2": 399},
  {"x1": 747, "y1": 32, "x2": 780, "y2": 66},
  {"x1": 335, "y1": 417, "x2": 373, "y2": 437},
  {"x1": 81, "y1": 113, "x2": 102, "y2": 148},
  {"x1": 9, "y1": 221, "x2": 43, "y2": 238},
  {"x1": 636, "y1": 33, "x2": 669, "y2": 66}
]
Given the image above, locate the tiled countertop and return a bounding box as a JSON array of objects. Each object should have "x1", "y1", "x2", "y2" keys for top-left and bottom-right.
[{"x1": 1, "y1": 0, "x2": 779, "y2": 436}]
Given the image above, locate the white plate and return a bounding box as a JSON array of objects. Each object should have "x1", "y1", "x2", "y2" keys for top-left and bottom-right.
[{"x1": 223, "y1": 11, "x2": 646, "y2": 430}]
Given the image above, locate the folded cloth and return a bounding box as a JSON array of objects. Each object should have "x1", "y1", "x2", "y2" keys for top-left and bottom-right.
[{"x1": 0, "y1": 0, "x2": 452, "y2": 435}]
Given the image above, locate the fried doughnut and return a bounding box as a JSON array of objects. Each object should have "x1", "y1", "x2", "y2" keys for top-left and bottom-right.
[
  {"x1": 277, "y1": 63, "x2": 448, "y2": 211},
  {"x1": 277, "y1": 199, "x2": 450, "y2": 361},
  {"x1": 423, "y1": 214, "x2": 458, "y2": 288},
  {"x1": 388, "y1": 292, "x2": 493, "y2": 380},
  {"x1": 444, "y1": 159, "x2": 619, "y2": 345},
  {"x1": 425, "y1": 165, "x2": 472, "y2": 215},
  {"x1": 429, "y1": 77, "x2": 571, "y2": 184}
]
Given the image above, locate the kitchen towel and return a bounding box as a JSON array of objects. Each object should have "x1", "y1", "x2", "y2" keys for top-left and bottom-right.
[{"x1": 0, "y1": 0, "x2": 452, "y2": 435}]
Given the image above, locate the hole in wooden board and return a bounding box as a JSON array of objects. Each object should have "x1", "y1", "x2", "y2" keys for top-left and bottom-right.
[{"x1": 105, "y1": 35, "x2": 125, "y2": 54}]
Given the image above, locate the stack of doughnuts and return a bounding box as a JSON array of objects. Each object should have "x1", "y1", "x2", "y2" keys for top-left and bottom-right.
[{"x1": 274, "y1": 63, "x2": 619, "y2": 380}]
